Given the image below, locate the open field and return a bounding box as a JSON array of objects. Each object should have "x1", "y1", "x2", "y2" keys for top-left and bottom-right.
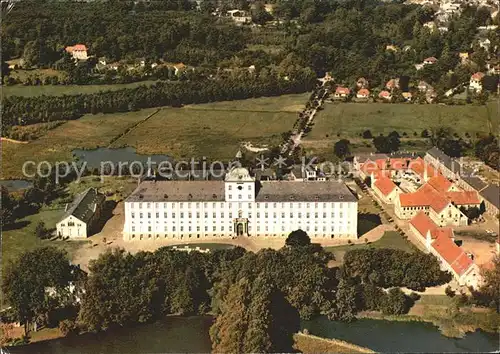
[
  {"x1": 293, "y1": 333, "x2": 374, "y2": 354},
  {"x1": 3, "y1": 80, "x2": 159, "y2": 97},
  {"x1": 302, "y1": 101, "x2": 499, "y2": 157},
  {"x1": 2, "y1": 109, "x2": 156, "y2": 179},
  {"x1": 111, "y1": 106, "x2": 298, "y2": 159}
]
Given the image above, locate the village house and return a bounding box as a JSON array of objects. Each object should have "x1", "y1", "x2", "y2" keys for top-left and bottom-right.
[
  {"x1": 402, "y1": 92, "x2": 412, "y2": 101},
  {"x1": 417, "y1": 80, "x2": 433, "y2": 93},
  {"x1": 379, "y1": 90, "x2": 392, "y2": 101},
  {"x1": 356, "y1": 88, "x2": 370, "y2": 99},
  {"x1": 56, "y1": 188, "x2": 105, "y2": 239},
  {"x1": 409, "y1": 211, "x2": 481, "y2": 288},
  {"x1": 356, "y1": 77, "x2": 369, "y2": 89},
  {"x1": 423, "y1": 57, "x2": 438, "y2": 65},
  {"x1": 65, "y1": 44, "x2": 88, "y2": 60},
  {"x1": 173, "y1": 63, "x2": 187, "y2": 75},
  {"x1": 385, "y1": 78, "x2": 400, "y2": 91},
  {"x1": 459, "y1": 52, "x2": 469, "y2": 64},
  {"x1": 226, "y1": 9, "x2": 251, "y2": 23},
  {"x1": 469, "y1": 72, "x2": 485, "y2": 92},
  {"x1": 333, "y1": 86, "x2": 351, "y2": 99}
]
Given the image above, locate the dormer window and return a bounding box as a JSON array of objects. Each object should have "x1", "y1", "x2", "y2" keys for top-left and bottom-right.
[
  {"x1": 212, "y1": 194, "x2": 217, "y2": 199},
  {"x1": 163, "y1": 194, "x2": 168, "y2": 199}
]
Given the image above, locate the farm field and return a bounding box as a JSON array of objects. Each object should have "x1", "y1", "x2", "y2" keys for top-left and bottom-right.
[
  {"x1": 302, "y1": 101, "x2": 498, "y2": 158},
  {"x1": 1, "y1": 109, "x2": 156, "y2": 179},
  {"x1": 3, "y1": 80, "x2": 159, "y2": 97},
  {"x1": 111, "y1": 104, "x2": 300, "y2": 159}
]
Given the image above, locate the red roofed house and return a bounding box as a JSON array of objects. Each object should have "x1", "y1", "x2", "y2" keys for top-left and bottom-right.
[
  {"x1": 409, "y1": 211, "x2": 481, "y2": 288},
  {"x1": 65, "y1": 44, "x2": 88, "y2": 60},
  {"x1": 334, "y1": 86, "x2": 351, "y2": 99},
  {"x1": 357, "y1": 77, "x2": 369, "y2": 89},
  {"x1": 423, "y1": 57, "x2": 437, "y2": 65},
  {"x1": 385, "y1": 78, "x2": 399, "y2": 90},
  {"x1": 379, "y1": 90, "x2": 392, "y2": 101},
  {"x1": 469, "y1": 72, "x2": 485, "y2": 92},
  {"x1": 356, "y1": 88, "x2": 370, "y2": 99},
  {"x1": 372, "y1": 174, "x2": 402, "y2": 204}
]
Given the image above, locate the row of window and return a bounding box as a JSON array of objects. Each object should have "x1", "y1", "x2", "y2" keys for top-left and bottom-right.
[
  {"x1": 130, "y1": 225, "x2": 350, "y2": 233},
  {"x1": 228, "y1": 184, "x2": 252, "y2": 191},
  {"x1": 131, "y1": 211, "x2": 346, "y2": 219},
  {"x1": 129, "y1": 202, "x2": 352, "y2": 210}
]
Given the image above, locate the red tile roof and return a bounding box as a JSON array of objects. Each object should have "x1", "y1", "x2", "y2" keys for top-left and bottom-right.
[
  {"x1": 400, "y1": 183, "x2": 450, "y2": 212},
  {"x1": 427, "y1": 175, "x2": 452, "y2": 192},
  {"x1": 410, "y1": 211, "x2": 437, "y2": 237},
  {"x1": 357, "y1": 88, "x2": 370, "y2": 96},
  {"x1": 445, "y1": 191, "x2": 481, "y2": 205},
  {"x1": 336, "y1": 87, "x2": 351, "y2": 95},
  {"x1": 409, "y1": 157, "x2": 438, "y2": 178},
  {"x1": 471, "y1": 72, "x2": 485, "y2": 80},
  {"x1": 66, "y1": 44, "x2": 87, "y2": 52},
  {"x1": 374, "y1": 177, "x2": 397, "y2": 196},
  {"x1": 431, "y1": 235, "x2": 473, "y2": 276},
  {"x1": 379, "y1": 90, "x2": 391, "y2": 98},
  {"x1": 410, "y1": 211, "x2": 454, "y2": 240}
]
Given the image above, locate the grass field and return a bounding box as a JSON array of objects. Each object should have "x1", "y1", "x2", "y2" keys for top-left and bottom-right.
[
  {"x1": 293, "y1": 333, "x2": 373, "y2": 354},
  {"x1": 3, "y1": 80, "x2": 159, "y2": 97},
  {"x1": 302, "y1": 101, "x2": 499, "y2": 157},
  {"x1": 2, "y1": 109, "x2": 156, "y2": 179},
  {"x1": 111, "y1": 94, "x2": 308, "y2": 159},
  {"x1": 325, "y1": 231, "x2": 416, "y2": 263}
]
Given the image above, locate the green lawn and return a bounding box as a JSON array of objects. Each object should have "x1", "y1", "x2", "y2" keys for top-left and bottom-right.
[
  {"x1": 111, "y1": 94, "x2": 308, "y2": 159},
  {"x1": 324, "y1": 231, "x2": 417, "y2": 263},
  {"x1": 1, "y1": 207, "x2": 89, "y2": 267},
  {"x1": 3, "y1": 80, "x2": 159, "y2": 97}
]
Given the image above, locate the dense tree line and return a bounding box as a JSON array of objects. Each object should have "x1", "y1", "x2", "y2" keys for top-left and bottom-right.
[
  {"x1": 3, "y1": 72, "x2": 316, "y2": 130},
  {"x1": 343, "y1": 248, "x2": 452, "y2": 291},
  {"x1": 474, "y1": 135, "x2": 500, "y2": 171}
]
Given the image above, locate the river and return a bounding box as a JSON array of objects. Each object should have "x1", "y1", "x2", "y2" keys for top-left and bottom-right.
[{"x1": 7, "y1": 316, "x2": 499, "y2": 353}]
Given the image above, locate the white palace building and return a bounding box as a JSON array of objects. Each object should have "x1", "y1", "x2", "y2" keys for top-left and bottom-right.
[{"x1": 123, "y1": 167, "x2": 358, "y2": 241}]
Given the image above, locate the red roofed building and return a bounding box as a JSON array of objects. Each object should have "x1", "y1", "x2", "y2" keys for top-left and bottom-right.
[
  {"x1": 356, "y1": 88, "x2": 370, "y2": 99},
  {"x1": 65, "y1": 44, "x2": 88, "y2": 60},
  {"x1": 423, "y1": 57, "x2": 438, "y2": 65},
  {"x1": 469, "y1": 72, "x2": 485, "y2": 92},
  {"x1": 379, "y1": 90, "x2": 392, "y2": 101},
  {"x1": 395, "y1": 183, "x2": 468, "y2": 226},
  {"x1": 334, "y1": 86, "x2": 351, "y2": 99},
  {"x1": 408, "y1": 157, "x2": 438, "y2": 181},
  {"x1": 409, "y1": 212, "x2": 481, "y2": 288},
  {"x1": 427, "y1": 175, "x2": 454, "y2": 193},
  {"x1": 445, "y1": 191, "x2": 481, "y2": 208},
  {"x1": 372, "y1": 175, "x2": 402, "y2": 204}
]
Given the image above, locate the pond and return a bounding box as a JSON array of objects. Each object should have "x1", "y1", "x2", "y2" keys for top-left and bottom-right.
[
  {"x1": 7, "y1": 316, "x2": 499, "y2": 353},
  {"x1": 72, "y1": 147, "x2": 172, "y2": 170},
  {"x1": 0, "y1": 179, "x2": 33, "y2": 192}
]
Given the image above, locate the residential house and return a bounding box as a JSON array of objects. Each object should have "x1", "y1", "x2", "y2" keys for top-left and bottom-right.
[
  {"x1": 423, "y1": 57, "x2": 438, "y2": 65},
  {"x1": 477, "y1": 38, "x2": 491, "y2": 52},
  {"x1": 459, "y1": 52, "x2": 469, "y2": 64},
  {"x1": 385, "y1": 45, "x2": 399, "y2": 52},
  {"x1": 56, "y1": 188, "x2": 105, "y2": 239},
  {"x1": 417, "y1": 80, "x2": 433, "y2": 93},
  {"x1": 334, "y1": 86, "x2": 351, "y2": 99},
  {"x1": 385, "y1": 78, "x2": 400, "y2": 90},
  {"x1": 379, "y1": 90, "x2": 392, "y2": 101},
  {"x1": 65, "y1": 44, "x2": 88, "y2": 60},
  {"x1": 226, "y1": 9, "x2": 251, "y2": 23},
  {"x1": 356, "y1": 88, "x2": 370, "y2": 99},
  {"x1": 356, "y1": 77, "x2": 369, "y2": 89},
  {"x1": 173, "y1": 63, "x2": 187, "y2": 75},
  {"x1": 402, "y1": 92, "x2": 412, "y2": 101},
  {"x1": 469, "y1": 72, "x2": 485, "y2": 92}
]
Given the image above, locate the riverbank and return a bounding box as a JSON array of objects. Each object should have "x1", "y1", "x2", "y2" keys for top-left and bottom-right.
[
  {"x1": 293, "y1": 333, "x2": 374, "y2": 353},
  {"x1": 358, "y1": 305, "x2": 500, "y2": 338}
]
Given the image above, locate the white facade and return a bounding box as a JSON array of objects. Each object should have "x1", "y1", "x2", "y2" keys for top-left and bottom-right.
[{"x1": 123, "y1": 168, "x2": 358, "y2": 241}]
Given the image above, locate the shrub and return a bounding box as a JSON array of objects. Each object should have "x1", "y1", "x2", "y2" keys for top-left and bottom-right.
[
  {"x1": 445, "y1": 285, "x2": 456, "y2": 298},
  {"x1": 59, "y1": 319, "x2": 78, "y2": 336}
]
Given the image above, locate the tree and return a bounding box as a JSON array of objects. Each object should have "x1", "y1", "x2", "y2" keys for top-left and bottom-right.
[
  {"x1": 1, "y1": 186, "x2": 16, "y2": 227},
  {"x1": 333, "y1": 139, "x2": 351, "y2": 159},
  {"x1": 285, "y1": 229, "x2": 311, "y2": 248},
  {"x1": 372, "y1": 135, "x2": 400, "y2": 153},
  {"x1": 2, "y1": 247, "x2": 75, "y2": 335},
  {"x1": 362, "y1": 130, "x2": 373, "y2": 139},
  {"x1": 251, "y1": 1, "x2": 272, "y2": 25},
  {"x1": 35, "y1": 221, "x2": 48, "y2": 239},
  {"x1": 327, "y1": 276, "x2": 357, "y2": 321},
  {"x1": 380, "y1": 288, "x2": 409, "y2": 315},
  {"x1": 478, "y1": 256, "x2": 500, "y2": 313}
]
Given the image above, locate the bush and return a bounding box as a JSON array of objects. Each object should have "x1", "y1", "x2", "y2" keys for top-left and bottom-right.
[
  {"x1": 380, "y1": 288, "x2": 410, "y2": 315},
  {"x1": 35, "y1": 221, "x2": 48, "y2": 239},
  {"x1": 445, "y1": 285, "x2": 456, "y2": 298},
  {"x1": 59, "y1": 319, "x2": 78, "y2": 336}
]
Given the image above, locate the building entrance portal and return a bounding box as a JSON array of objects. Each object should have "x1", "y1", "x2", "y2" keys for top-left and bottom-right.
[{"x1": 233, "y1": 217, "x2": 249, "y2": 237}]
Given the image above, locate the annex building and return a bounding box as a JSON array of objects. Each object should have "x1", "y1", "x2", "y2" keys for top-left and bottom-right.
[{"x1": 123, "y1": 167, "x2": 358, "y2": 240}]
